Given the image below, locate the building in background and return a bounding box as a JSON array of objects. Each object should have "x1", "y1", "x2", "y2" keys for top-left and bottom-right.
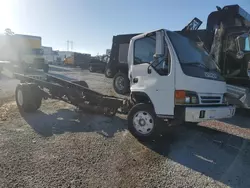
[{"x1": 42, "y1": 46, "x2": 55, "y2": 64}]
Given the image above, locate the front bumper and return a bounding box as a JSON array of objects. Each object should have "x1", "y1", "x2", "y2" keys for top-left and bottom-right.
[
  {"x1": 184, "y1": 105, "x2": 235, "y2": 122},
  {"x1": 174, "y1": 105, "x2": 236, "y2": 123}
]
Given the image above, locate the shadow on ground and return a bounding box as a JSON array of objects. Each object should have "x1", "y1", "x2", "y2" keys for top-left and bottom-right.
[
  {"x1": 21, "y1": 108, "x2": 126, "y2": 138},
  {"x1": 143, "y1": 116, "x2": 250, "y2": 188},
  {"x1": 21, "y1": 107, "x2": 250, "y2": 187}
]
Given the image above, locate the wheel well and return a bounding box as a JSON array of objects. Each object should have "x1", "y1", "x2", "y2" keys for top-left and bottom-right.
[{"x1": 131, "y1": 92, "x2": 153, "y2": 106}]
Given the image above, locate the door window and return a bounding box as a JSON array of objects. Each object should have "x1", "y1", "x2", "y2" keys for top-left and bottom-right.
[
  {"x1": 134, "y1": 34, "x2": 170, "y2": 75},
  {"x1": 134, "y1": 35, "x2": 156, "y2": 65}
]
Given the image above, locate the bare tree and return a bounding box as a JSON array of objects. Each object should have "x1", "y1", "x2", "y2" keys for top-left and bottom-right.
[{"x1": 4, "y1": 28, "x2": 14, "y2": 35}]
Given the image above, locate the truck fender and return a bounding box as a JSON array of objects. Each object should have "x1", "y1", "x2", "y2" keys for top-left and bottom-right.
[{"x1": 131, "y1": 92, "x2": 154, "y2": 109}]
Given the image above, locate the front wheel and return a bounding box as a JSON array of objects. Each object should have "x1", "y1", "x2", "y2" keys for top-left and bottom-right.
[
  {"x1": 113, "y1": 72, "x2": 130, "y2": 95},
  {"x1": 128, "y1": 103, "x2": 161, "y2": 141}
]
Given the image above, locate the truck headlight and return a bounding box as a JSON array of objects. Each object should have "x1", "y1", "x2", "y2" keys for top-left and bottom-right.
[
  {"x1": 185, "y1": 96, "x2": 191, "y2": 103},
  {"x1": 175, "y1": 90, "x2": 199, "y2": 105}
]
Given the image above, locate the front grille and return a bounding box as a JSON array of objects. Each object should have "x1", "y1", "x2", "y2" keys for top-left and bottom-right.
[{"x1": 199, "y1": 95, "x2": 222, "y2": 104}]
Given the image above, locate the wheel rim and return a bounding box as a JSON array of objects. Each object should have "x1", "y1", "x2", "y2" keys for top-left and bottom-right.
[
  {"x1": 17, "y1": 89, "x2": 24, "y2": 106},
  {"x1": 132, "y1": 111, "x2": 154, "y2": 135},
  {"x1": 115, "y1": 76, "x2": 125, "y2": 91},
  {"x1": 90, "y1": 66, "x2": 93, "y2": 71}
]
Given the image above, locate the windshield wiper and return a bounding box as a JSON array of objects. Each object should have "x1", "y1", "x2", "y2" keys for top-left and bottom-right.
[{"x1": 182, "y1": 62, "x2": 210, "y2": 71}]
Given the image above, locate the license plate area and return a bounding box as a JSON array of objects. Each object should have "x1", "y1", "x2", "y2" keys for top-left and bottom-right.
[
  {"x1": 199, "y1": 110, "x2": 205, "y2": 118},
  {"x1": 199, "y1": 110, "x2": 216, "y2": 119}
]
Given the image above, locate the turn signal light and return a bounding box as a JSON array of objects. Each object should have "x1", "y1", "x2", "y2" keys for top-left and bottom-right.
[
  {"x1": 175, "y1": 90, "x2": 186, "y2": 104},
  {"x1": 175, "y1": 90, "x2": 199, "y2": 104},
  {"x1": 175, "y1": 90, "x2": 186, "y2": 99}
]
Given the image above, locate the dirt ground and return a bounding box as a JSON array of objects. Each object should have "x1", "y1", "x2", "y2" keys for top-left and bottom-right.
[{"x1": 1, "y1": 66, "x2": 250, "y2": 188}]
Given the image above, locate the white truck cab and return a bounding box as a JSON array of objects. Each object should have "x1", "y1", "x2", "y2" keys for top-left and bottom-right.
[{"x1": 126, "y1": 29, "x2": 236, "y2": 140}]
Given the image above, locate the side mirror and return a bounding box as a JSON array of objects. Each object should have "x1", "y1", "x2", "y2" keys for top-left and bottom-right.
[
  {"x1": 147, "y1": 65, "x2": 152, "y2": 74},
  {"x1": 155, "y1": 31, "x2": 164, "y2": 56}
]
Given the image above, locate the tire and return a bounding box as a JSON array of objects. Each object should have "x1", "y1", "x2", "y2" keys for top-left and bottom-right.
[
  {"x1": 43, "y1": 64, "x2": 49, "y2": 73},
  {"x1": 15, "y1": 83, "x2": 42, "y2": 112},
  {"x1": 105, "y1": 68, "x2": 113, "y2": 78},
  {"x1": 113, "y1": 72, "x2": 130, "y2": 95},
  {"x1": 72, "y1": 80, "x2": 89, "y2": 88},
  {"x1": 128, "y1": 103, "x2": 161, "y2": 141}
]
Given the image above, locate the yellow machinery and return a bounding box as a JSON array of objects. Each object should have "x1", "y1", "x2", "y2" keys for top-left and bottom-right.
[
  {"x1": 64, "y1": 56, "x2": 74, "y2": 65},
  {"x1": 63, "y1": 52, "x2": 91, "y2": 68}
]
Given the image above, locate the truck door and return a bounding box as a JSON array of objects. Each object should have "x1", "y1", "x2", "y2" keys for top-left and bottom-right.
[{"x1": 130, "y1": 31, "x2": 175, "y2": 116}]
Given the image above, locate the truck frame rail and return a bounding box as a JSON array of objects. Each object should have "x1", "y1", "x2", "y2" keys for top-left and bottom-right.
[{"x1": 14, "y1": 73, "x2": 128, "y2": 116}]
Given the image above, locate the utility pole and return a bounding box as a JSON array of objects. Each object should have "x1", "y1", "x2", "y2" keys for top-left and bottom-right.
[{"x1": 67, "y1": 40, "x2": 69, "y2": 51}]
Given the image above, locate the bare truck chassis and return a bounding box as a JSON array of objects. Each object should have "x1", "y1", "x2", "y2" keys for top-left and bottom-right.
[
  {"x1": 14, "y1": 73, "x2": 131, "y2": 116},
  {"x1": 13, "y1": 73, "x2": 235, "y2": 141}
]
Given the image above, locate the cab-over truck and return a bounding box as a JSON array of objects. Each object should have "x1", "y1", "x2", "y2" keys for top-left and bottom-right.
[{"x1": 14, "y1": 29, "x2": 235, "y2": 141}]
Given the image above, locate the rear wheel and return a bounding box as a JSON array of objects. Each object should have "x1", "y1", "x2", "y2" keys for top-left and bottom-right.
[
  {"x1": 128, "y1": 103, "x2": 161, "y2": 141},
  {"x1": 113, "y1": 72, "x2": 130, "y2": 95},
  {"x1": 15, "y1": 83, "x2": 42, "y2": 112}
]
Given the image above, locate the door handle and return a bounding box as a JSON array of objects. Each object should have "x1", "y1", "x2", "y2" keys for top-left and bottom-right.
[{"x1": 133, "y1": 78, "x2": 138, "y2": 83}]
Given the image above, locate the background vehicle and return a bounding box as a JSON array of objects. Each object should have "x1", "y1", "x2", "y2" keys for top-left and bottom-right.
[
  {"x1": 64, "y1": 52, "x2": 91, "y2": 69},
  {"x1": 105, "y1": 34, "x2": 138, "y2": 94},
  {"x1": 89, "y1": 55, "x2": 109, "y2": 73},
  {"x1": 11, "y1": 35, "x2": 49, "y2": 73},
  {"x1": 0, "y1": 61, "x2": 10, "y2": 75},
  {"x1": 180, "y1": 5, "x2": 250, "y2": 109}
]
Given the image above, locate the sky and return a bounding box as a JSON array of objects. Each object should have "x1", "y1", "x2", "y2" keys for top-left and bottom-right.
[{"x1": 0, "y1": 0, "x2": 249, "y2": 55}]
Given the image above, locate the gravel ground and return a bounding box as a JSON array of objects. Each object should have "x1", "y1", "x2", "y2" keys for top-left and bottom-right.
[{"x1": 1, "y1": 66, "x2": 250, "y2": 188}]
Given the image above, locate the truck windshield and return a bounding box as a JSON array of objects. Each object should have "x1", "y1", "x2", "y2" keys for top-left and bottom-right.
[{"x1": 167, "y1": 31, "x2": 220, "y2": 72}]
